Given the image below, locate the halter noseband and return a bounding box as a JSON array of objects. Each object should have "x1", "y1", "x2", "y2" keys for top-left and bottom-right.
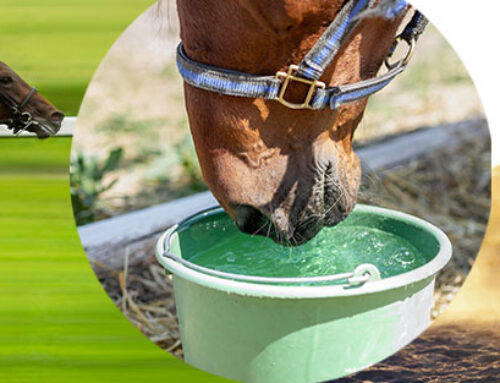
[
  {"x1": 0, "y1": 86, "x2": 38, "y2": 135},
  {"x1": 176, "y1": 0, "x2": 428, "y2": 110}
]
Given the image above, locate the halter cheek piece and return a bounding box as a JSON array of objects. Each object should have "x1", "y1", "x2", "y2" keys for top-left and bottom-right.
[
  {"x1": 176, "y1": 0, "x2": 428, "y2": 110},
  {"x1": 0, "y1": 86, "x2": 38, "y2": 135}
]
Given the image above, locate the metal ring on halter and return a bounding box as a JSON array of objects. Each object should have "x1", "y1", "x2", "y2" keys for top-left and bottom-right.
[
  {"x1": 20, "y1": 112, "x2": 33, "y2": 123},
  {"x1": 384, "y1": 35, "x2": 415, "y2": 70},
  {"x1": 0, "y1": 87, "x2": 38, "y2": 134},
  {"x1": 161, "y1": 251, "x2": 381, "y2": 287}
]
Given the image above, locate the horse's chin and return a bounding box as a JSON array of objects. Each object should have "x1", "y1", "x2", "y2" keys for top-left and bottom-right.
[
  {"x1": 30, "y1": 119, "x2": 61, "y2": 138},
  {"x1": 289, "y1": 191, "x2": 355, "y2": 246},
  {"x1": 234, "y1": 208, "x2": 322, "y2": 247},
  {"x1": 256, "y1": 204, "x2": 353, "y2": 247}
]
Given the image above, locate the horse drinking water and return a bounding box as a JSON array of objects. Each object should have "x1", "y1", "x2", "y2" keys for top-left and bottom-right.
[
  {"x1": 173, "y1": 0, "x2": 426, "y2": 245},
  {"x1": 0, "y1": 61, "x2": 64, "y2": 138}
]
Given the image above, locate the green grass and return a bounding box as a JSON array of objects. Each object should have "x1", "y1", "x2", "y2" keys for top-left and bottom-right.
[
  {"x1": 0, "y1": 137, "x2": 228, "y2": 382},
  {"x1": 0, "y1": 0, "x2": 157, "y2": 115},
  {"x1": 0, "y1": 1, "x2": 229, "y2": 381},
  {"x1": 0, "y1": 138, "x2": 70, "y2": 173}
]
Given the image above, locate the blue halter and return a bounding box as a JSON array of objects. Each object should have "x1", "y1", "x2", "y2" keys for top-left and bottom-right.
[{"x1": 176, "y1": 0, "x2": 427, "y2": 110}]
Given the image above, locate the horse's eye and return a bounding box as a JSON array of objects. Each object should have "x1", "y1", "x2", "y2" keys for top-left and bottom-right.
[{"x1": 0, "y1": 76, "x2": 13, "y2": 85}]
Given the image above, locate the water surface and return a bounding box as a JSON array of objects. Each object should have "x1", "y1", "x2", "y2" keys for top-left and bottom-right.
[{"x1": 179, "y1": 213, "x2": 427, "y2": 284}]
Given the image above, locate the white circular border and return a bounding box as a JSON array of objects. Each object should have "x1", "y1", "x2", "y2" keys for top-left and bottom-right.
[{"x1": 413, "y1": 0, "x2": 499, "y2": 166}]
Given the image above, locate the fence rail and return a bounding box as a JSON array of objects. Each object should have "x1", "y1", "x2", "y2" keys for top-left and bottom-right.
[{"x1": 0, "y1": 116, "x2": 76, "y2": 137}]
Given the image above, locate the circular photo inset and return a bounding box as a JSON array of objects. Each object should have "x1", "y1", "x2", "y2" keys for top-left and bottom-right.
[{"x1": 72, "y1": 1, "x2": 491, "y2": 382}]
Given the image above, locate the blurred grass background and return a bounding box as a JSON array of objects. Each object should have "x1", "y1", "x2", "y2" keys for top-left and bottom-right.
[
  {"x1": 0, "y1": 139, "x2": 226, "y2": 382},
  {"x1": 0, "y1": 1, "x2": 229, "y2": 382},
  {"x1": 0, "y1": 0, "x2": 160, "y2": 115}
]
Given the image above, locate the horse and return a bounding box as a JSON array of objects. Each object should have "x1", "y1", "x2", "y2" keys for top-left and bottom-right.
[
  {"x1": 0, "y1": 61, "x2": 64, "y2": 138},
  {"x1": 173, "y1": 0, "x2": 423, "y2": 245}
]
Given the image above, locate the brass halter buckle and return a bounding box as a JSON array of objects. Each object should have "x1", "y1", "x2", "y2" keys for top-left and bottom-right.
[{"x1": 275, "y1": 65, "x2": 326, "y2": 110}]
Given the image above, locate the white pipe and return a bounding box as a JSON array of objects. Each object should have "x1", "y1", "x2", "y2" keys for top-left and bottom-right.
[{"x1": 0, "y1": 116, "x2": 75, "y2": 137}]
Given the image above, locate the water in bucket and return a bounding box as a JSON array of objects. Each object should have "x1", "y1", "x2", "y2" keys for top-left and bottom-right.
[{"x1": 176, "y1": 210, "x2": 428, "y2": 285}]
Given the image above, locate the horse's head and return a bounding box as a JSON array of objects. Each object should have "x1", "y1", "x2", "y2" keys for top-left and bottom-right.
[
  {"x1": 0, "y1": 61, "x2": 64, "y2": 138},
  {"x1": 177, "y1": 0, "x2": 407, "y2": 245}
]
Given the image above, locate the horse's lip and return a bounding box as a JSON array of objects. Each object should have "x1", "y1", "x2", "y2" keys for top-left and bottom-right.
[
  {"x1": 31, "y1": 119, "x2": 61, "y2": 137},
  {"x1": 233, "y1": 206, "x2": 310, "y2": 247}
]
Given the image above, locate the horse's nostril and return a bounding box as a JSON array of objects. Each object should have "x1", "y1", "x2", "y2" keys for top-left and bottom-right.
[
  {"x1": 233, "y1": 205, "x2": 270, "y2": 236},
  {"x1": 50, "y1": 111, "x2": 64, "y2": 124}
]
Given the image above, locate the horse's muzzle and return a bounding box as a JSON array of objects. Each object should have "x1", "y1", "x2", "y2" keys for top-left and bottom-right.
[
  {"x1": 233, "y1": 185, "x2": 353, "y2": 246},
  {"x1": 233, "y1": 204, "x2": 311, "y2": 246}
]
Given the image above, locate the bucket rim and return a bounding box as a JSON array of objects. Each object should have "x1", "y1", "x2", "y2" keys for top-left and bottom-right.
[{"x1": 155, "y1": 204, "x2": 452, "y2": 298}]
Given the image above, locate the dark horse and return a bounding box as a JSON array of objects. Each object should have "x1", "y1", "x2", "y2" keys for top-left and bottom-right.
[
  {"x1": 0, "y1": 61, "x2": 64, "y2": 138},
  {"x1": 174, "y1": 0, "x2": 415, "y2": 245}
]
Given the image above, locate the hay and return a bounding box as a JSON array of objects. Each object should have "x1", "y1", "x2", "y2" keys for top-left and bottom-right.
[
  {"x1": 92, "y1": 254, "x2": 183, "y2": 358},
  {"x1": 358, "y1": 133, "x2": 490, "y2": 318},
  {"x1": 92, "y1": 132, "x2": 490, "y2": 357}
]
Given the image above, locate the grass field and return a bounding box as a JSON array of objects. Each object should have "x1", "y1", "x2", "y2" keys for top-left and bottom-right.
[
  {"x1": 0, "y1": 137, "x2": 228, "y2": 382},
  {"x1": 0, "y1": 0, "x2": 157, "y2": 115},
  {"x1": 0, "y1": 1, "x2": 229, "y2": 381}
]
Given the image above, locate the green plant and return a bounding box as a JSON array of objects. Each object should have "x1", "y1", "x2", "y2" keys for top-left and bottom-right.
[
  {"x1": 70, "y1": 147, "x2": 123, "y2": 225},
  {"x1": 175, "y1": 135, "x2": 206, "y2": 192},
  {"x1": 144, "y1": 133, "x2": 206, "y2": 198}
]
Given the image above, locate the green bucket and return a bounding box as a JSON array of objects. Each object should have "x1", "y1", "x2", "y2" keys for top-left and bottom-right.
[{"x1": 155, "y1": 205, "x2": 452, "y2": 383}]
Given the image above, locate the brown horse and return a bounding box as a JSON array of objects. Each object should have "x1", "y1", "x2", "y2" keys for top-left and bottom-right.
[
  {"x1": 175, "y1": 0, "x2": 409, "y2": 245},
  {"x1": 0, "y1": 61, "x2": 64, "y2": 138}
]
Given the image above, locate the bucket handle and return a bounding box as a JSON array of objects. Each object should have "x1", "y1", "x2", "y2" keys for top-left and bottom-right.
[{"x1": 161, "y1": 252, "x2": 381, "y2": 287}]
